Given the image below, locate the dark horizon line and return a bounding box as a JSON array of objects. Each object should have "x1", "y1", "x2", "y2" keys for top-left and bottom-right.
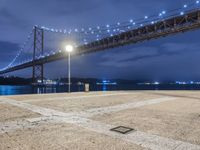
[{"x1": 0, "y1": 76, "x2": 199, "y2": 83}]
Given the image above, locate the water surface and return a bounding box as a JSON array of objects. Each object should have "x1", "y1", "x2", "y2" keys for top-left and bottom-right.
[{"x1": 0, "y1": 84, "x2": 200, "y2": 96}]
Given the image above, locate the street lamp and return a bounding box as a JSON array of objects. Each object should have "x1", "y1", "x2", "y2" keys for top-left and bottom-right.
[{"x1": 65, "y1": 45, "x2": 74, "y2": 93}]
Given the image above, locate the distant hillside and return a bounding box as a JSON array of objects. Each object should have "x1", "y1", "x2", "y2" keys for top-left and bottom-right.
[
  {"x1": 0, "y1": 77, "x2": 31, "y2": 85},
  {"x1": 57, "y1": 78, "x2": 141, "y2": 85},
  {"x1": 0, "y1": 76, "x2": 141, "y2": 85}
]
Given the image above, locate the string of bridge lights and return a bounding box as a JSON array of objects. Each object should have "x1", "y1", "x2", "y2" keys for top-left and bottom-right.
[
  {"x1": 1, "y1": 0, "x2": 200, "y2": 71},
  {"x1": 38, "y1": 0, "x2": 200, "y2": 44}
]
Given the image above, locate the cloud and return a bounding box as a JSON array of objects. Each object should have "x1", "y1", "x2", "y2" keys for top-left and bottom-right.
[
  {"x1": 98, "y1": 42, "x2": 200, "y2": 68},
  {"x1": 0, "y1": 41, "x2": 19, "y2": 67},
  {"x1": 161, "y1": 43, "x2": 199, "y2": 53}
]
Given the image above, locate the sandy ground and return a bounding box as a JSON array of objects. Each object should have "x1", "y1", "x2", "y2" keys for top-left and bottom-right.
[
  {"x1": 0, "y1": 91, "x2": 200, "y2": 150},
  {"x1": 0, "y1": 103, "x2": 40, "y2": 122}
]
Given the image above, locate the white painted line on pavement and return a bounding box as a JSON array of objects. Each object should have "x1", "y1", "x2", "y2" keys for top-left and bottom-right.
[
  {"x1": 21, "y1": 92, "x2": 133, "y2": 103},
  {"x1": 53, "y1": 116, "x2": 200, "y2": 150},
  {"x1": 80, "y1": 97, "x2": 176, "y2": 117}
]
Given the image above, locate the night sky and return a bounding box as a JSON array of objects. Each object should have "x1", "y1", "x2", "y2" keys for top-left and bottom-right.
[{"x1": 0, "y1": 0, "x2": 200, "y2": 81}]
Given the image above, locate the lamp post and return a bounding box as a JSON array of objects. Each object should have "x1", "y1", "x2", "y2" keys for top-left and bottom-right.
[{"x1": 65, "y1": 45, "x2": 74, "y2": 93}]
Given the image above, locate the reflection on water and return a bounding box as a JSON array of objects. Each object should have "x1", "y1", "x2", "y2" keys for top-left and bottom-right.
[
  {"x1": 0, "y1": 85, "x2": 33, "y2": 95},
  {"x1": 0, "y1": 84, "x2": 200, "y2": 95},
  {"x1": 36, "y1": 87, "x2": 57, "y2": 94},
  {"x1": 102, "y1": 85, "x2": 107, "y2": 91},
  {"x1": 0, "y1": 84, "x2": 114, "y2": 95}
]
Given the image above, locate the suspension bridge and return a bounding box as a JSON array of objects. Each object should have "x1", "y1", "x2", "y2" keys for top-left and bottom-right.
[{"x1": 1, "y1": 1, "x2": 200, "y2": 83}]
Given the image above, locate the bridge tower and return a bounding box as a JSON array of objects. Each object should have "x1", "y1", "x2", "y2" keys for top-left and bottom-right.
[{"x1": 32, "y1": 26, "x2": 44, "y2": 84}]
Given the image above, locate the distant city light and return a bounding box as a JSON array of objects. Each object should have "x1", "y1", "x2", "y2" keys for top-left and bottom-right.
[
  {"x1": 154, "y1": 82, "x2": 160, "y2": 85},
  {"x1": 96, "y1": 80, "x2": 117, "y2": 85}
]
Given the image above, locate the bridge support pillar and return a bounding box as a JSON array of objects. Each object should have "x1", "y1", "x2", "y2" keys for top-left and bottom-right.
[{"x1": 32, "y1": 26, "x2": 44, "y2": 84}]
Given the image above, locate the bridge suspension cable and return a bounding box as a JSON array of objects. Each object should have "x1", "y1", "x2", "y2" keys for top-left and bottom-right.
[{"x1": 1, "y1": 29, "x2": 34, "y2": 71}]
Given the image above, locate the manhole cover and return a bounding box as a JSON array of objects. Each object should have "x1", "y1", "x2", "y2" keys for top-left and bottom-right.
[{"x1": 110, "y1": 126, "x2": 135, "y2": 134}]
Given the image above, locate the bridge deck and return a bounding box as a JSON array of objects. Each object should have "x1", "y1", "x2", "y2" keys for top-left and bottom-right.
[{"x1": 0, "y1": 91, "x2": 200, "y2": 150}]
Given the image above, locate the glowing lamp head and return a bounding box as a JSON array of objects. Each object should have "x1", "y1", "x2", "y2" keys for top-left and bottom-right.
[{"x1": 65, "y1": 45, "x2": 73, "y2": 53}]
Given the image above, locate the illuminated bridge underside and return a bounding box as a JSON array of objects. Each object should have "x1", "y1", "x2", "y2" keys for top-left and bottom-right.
[{"x1": 1, "y1": 9, "x2": 200, "y2": 74}]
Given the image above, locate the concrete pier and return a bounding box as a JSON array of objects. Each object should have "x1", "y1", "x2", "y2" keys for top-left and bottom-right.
[{"x1": 0, "y1": 91, "x2": 200, "y2": 150}]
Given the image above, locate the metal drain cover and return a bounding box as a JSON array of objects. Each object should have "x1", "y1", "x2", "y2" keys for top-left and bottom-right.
[{"x1": 110, "y1": 126, "x2": 135, "y2": 134}]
